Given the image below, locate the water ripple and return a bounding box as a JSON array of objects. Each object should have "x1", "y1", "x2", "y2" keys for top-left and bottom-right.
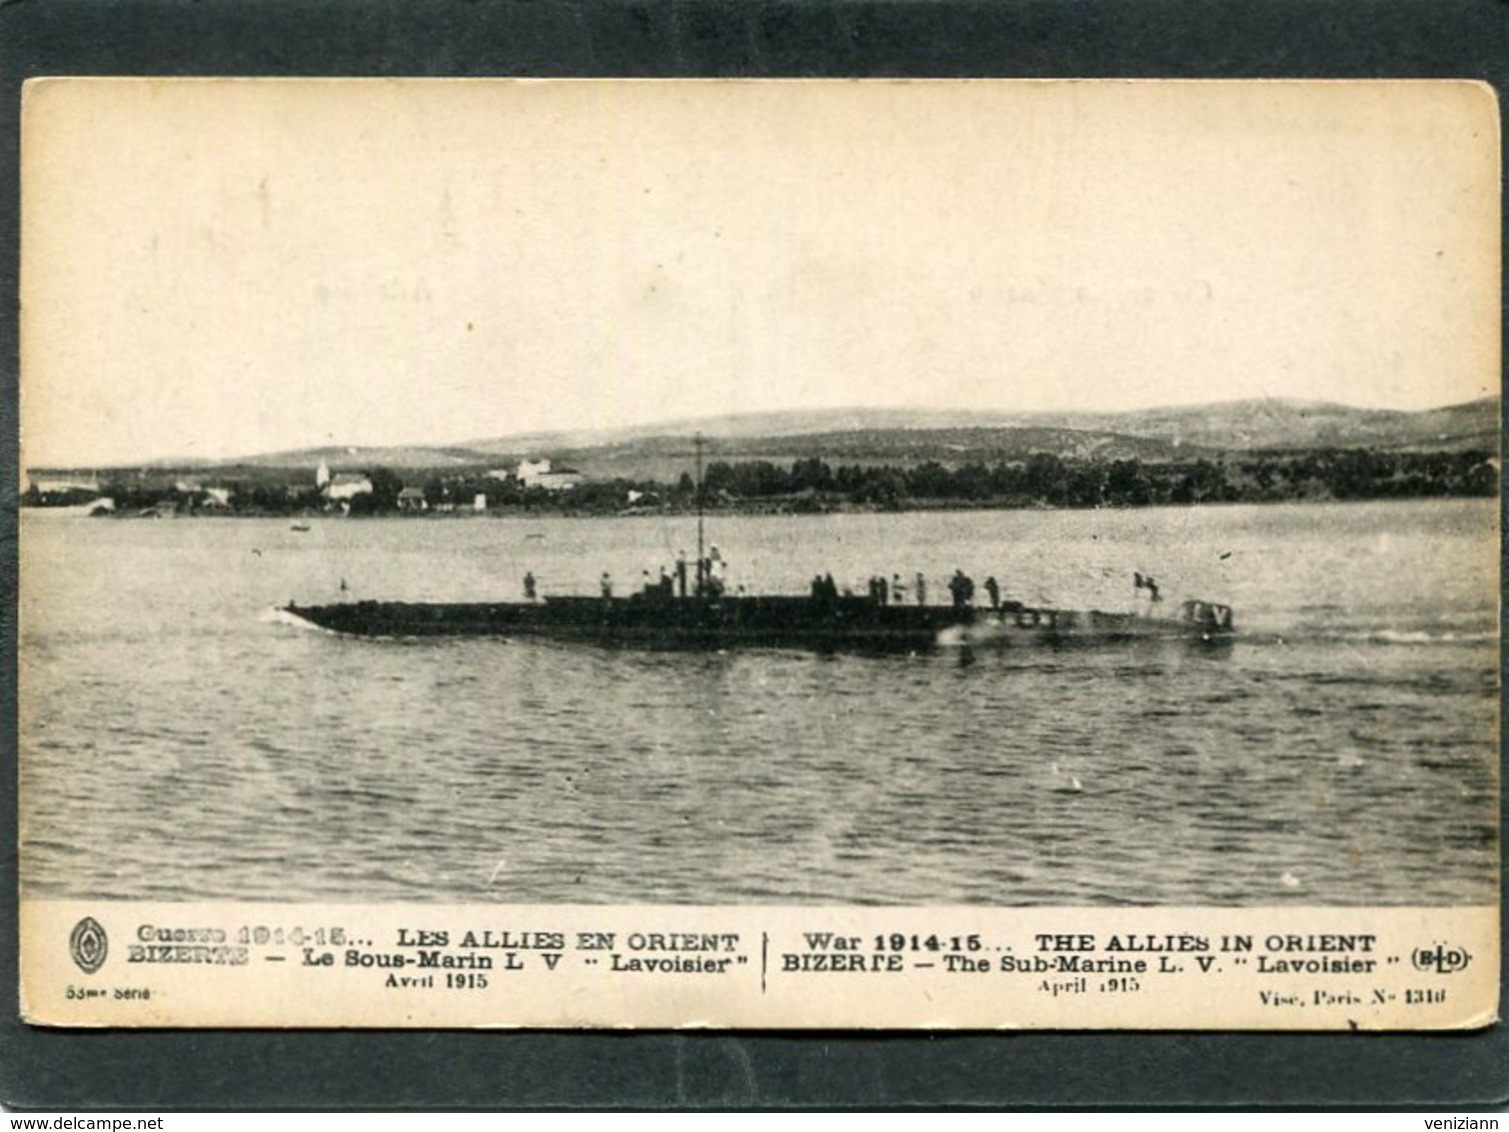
[{"x1": 19, "y1": 501, "x2": 1499, "y2": 906}]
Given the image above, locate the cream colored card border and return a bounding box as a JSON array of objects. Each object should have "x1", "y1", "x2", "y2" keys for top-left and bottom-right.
[
  {"x1": 20, "y1": 902, "x2": 1499, "y2": 1030},
  {"x1": 18, "y1": 77, "x2": 1501, "y2": 1031}
]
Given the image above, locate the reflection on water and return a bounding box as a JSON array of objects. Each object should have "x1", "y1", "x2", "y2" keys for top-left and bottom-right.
[{"x1": 19, "y1": 499, "x2": 1499, "y2": 905}]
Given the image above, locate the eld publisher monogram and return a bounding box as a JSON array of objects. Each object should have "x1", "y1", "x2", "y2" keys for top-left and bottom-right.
[{"x1": 1412, "y1": 944, "x2": 1472, "y2": 976}]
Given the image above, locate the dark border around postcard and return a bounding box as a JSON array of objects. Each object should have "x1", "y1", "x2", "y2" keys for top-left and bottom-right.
[{"x1": 1, "y1": 0, "x2": 1505, "y2": 1111}]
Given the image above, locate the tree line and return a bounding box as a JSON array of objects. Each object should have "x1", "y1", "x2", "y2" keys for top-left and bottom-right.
[
  {"x1": 30, "y1": 446, "x2": 1496, "y2": 516},
  {"x1": 696, "y1": 449, "x2": 1497, "y2": 509}
]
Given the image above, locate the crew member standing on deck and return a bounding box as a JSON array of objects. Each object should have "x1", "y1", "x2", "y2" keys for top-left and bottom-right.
[
  {"x1": 600, "y1": 572, "x2": 613, "y2": 598},
  {"x1": 915, "y1": 572, "x2": 927, "y2": 606},
  {"x1": 675, "y1": 551, "x2": 688, "y2": 598},
  {"x1": 523, "y1": 571, "x2": 537, "y2": 601},
  {"x1": 948, "y1": 569, "x2": 977, "y2": 610},
  {"x1": 1134, "y1": 571, "x2": 1161, "y2": 609},
  {"x1": 984, "y1": 575, "x2": 1000, "y2": 610}
]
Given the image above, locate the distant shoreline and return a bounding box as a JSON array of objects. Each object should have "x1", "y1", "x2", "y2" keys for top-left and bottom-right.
[
  {"x1": 23, "y1": 443, "x2": 1498, "y2": 521},
  {"x1": 24, "y1": 489, "x2": 1499, "y2": 524}
]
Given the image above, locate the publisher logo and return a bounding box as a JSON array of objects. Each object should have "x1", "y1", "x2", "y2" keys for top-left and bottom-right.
[
  {"x1": 1412, "y1": 943, "x2": 1471, "y2": 975},
  {"x1": 69, "y1": 917, "x2": 108, "y2": 974}
]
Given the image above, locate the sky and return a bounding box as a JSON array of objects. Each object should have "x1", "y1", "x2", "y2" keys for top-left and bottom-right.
[{"x1": 19, "y1": 78, "x2": 1501, "y2": 468}]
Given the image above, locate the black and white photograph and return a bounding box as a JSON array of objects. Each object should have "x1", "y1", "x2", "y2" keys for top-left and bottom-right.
[{"x1": 17, "y1": 78, "x2": 1499, "y2": 1030}]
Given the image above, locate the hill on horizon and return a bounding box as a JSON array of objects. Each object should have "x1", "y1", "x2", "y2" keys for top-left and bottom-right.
[
  {"x1": 31, "y1": 395, "x2": 1499, "y2": 477},
  {"x1": 460, "y1": 395, "x2": 1499, "y2": 457}
]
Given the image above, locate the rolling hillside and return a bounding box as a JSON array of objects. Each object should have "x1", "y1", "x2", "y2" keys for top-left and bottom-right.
[
  {"x1": 32, "y1": 396, "x2": 1499, "y2": 482},
  {"x1": 460, "y1": 397, "x2": 1499, "y2": 481}
]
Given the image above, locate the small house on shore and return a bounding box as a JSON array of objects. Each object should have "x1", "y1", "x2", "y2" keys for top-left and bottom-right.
[
  {"x1": 508, "y1": 458, "x2": 584, "y2": 492},
  {"x1": 26, "y1": 472, "x2": 101, "y2": 496},
  {"x1": 324, "y1": 473, "x2": 373, "y2": 503}
]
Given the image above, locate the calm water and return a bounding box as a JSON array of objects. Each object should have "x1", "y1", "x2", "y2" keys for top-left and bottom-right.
[{"x1": 19, "y1": 500, "x2": 1499, "y2": 905}]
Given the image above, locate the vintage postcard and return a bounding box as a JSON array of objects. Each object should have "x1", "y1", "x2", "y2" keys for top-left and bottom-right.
[{"x1": 17, "y1": 78, "x2": 1499, "y2": 1029}]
